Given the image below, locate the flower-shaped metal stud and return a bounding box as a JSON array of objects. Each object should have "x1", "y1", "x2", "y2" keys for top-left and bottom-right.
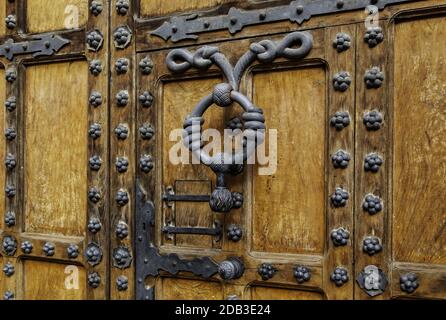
[
  {"x1": 232, "y1": 192, "x2": 244, "y2": 209},
  {"x1": 5, "y1": 69, "x2": 16, "y2": 83},
  {"x1": 116, "y1": 221, "x2": 129, "y2": 240},
  {"x1": 3, "y1": 291, "x2": 14, "y2": 300},
  {"x1": 86, "y1": 30, "x2": 104, "y2": 52},
  {"x1": 85, "y1": 243, "x2": 102, "y2": 266},
  {"x1": 330, "y1": 111, "x2": 350, "y2": 131},
  {"x1": 365, "y1": 67, "x2": 384, "y2": 89},
  {"x1": 139, "y1": 123, "x2": 155, "y2": 140},
  {"x1": 5, "y1": 185, "x2": 16, "y2": 198},
  {"x1": 116, "y1": 275, "x2": 128, "y2": 291},
  {"x1": 364, "y1": 153, "x2": 383, "y2": 173},
  {"x1": 331, "y1": 267, "x2": 349, "y2": 287},
  {"x1": 5, "y1": 15, "x2": 16, "y2": 29},
  {"x1": 116, "y1": 0, "x2": 130, "y2": 15},
  {"x1": 43, "y1": 242, "x2": 55, "y2": 256},
  {"x1": 116, "y1": 190, "x2": 129, "y2": 206},
  {"x1": 5, "y1": 96, "x2": 16, "y2": 112},
  {"x1": 364, "y1": 27, "x2": 384, "y2": 48},
  {"x1": 88, "y1": 217, "x2": 102, "y2": 234},
  {"x1": 115, "y1": 124, "x2": 129, "y2": 140},
  {"x1": 5, "y1": 154, "x2": 16, "y2": 171},
  {"x1": 331, "y1": 188, "x2": 349, "y2": 208},
  {"x1": 21, "y1": 241, "x2": 33, "y2": 254},
  {"x1": 115, "y1": 58, "x2": 129, "y2": 74},
  {"x1": 113, "y1": 246, "x2": 132, "y2": 269},
  {"x1": 89, "y1": 123, "x2": 102, "y2": 139},
  {"x1": 400, "y1": 273, "x2": 419, "y2": 294},
  {"x1": 139, "y1": 91, "x2": 154, "y2": 108},
  {"x1": 113, "y1": 26, "x2": 132, "y2": 49},
  {"x1": 67, "y1": 244, "x2": 79, "y2": 259},
  {"x1": 89, "y1": 155, "x2": 102, "y2": 171},
  {"x1": 333, "y1": 33, "x2": 351, "y2": 52},
  {"x1": 2, "y1": 262, "x2": 14, "y2": 277},
  {"x1": 88, "y1": 187, "x2": 101, "y2": 203},
  {"x1": 4, "y1": 211, "x2": 16, "y2": 227},
  {"x1": 293, "y1": 266, "x2": 311, "y2": 284},
  {"x1": 116, "y1": 90, "x2": 129, "y2": 107},
  {"x1": 333, "y1": 71, "x2": 352, "y2": 92},
  {"x1": 115, "y1": 157, "x2": 129, "y2": 173},
  {"x1": 363, "y1": 110, "x2": 383, "y2": 131},
  {"x1": 363, "y1": 194, "x2": 382, "y2": 215},
  {"x1": 89, "y1": 91, "x2": 103, "y2": 107},
  {"x1": 2, "y1": 236, "x2": 17, "y2": 256},
  {"x1": 140, "y1": 155, "x2": 154, "y2": 173},
  {"x1": 363, "y1": 237, "x2": 382, "y2": 256},
  {"x1": 5, "y1": 128, "x2": 16, "y2": 141},
  {"x1": 227, "y1": 225, "x2": 243, "y2": 242},
  {"x1": 89, "y1": 0, "x2": 103, "y2": 16},
  {"x1": 332, "y1": 150, "x2": 350, "y2": 169},
  {"x1": 139, "y1": 57, "x2": 153, "y2": 75},
  {"x1": 331, "y1": 227, "x2": 350, "y2": 246},
  {"x1": 258, "y1": 263, "x2": 277, "y2": 280},
  {"x1": 89, "y1": 60, "x2": 103, "y2": 76},
  {"x1": 226, "y1": 117, "x2": 243, "y2": 131},
  {"x1": 88, "y1": 272, "x2": 101, "y2": 288}
]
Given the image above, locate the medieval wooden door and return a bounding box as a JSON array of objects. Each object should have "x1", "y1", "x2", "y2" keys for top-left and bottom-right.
[{"x1": 0, "y1": 0, "x2": 445, "y2": 300}]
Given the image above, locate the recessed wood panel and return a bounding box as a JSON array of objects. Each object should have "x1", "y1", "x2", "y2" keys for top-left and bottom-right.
[
  {"x1": 0, "y1": 1, "x2": 5, "y2": 35},
  {"x1": 24, "y1": 260, "x2": 86, "y2": 300},
  {"x1": 25, "y1": 61, "x2": 88, "y2": 237},
  {"x1": 140, "y1": 0, "x2": 230, "y2": 17},
  {"x1": 0, "y1": 68, "x2": 4, "y2": 231},
  {"x1": 159, "y1": 278, "x2": 223, "y2": 300},
  {"x1": 393, "y1": 17, "x2": 446, "y2": 264},
  {"x1": 251, "y1": 286, "x2": 324, "y2": 300},
  {"x1": 252, "y1": 67, "x2": 326, "y2": 255},
  {"x1": 27, "y1": 0, "x2": 88, "y2": 33}
]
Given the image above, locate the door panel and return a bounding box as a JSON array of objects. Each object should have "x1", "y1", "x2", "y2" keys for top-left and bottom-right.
[
  {"x1": 250, "y1": 286, "x2": 324, "y2": 300},
  {"x1": 140, "y1": 0, "x2": 231, "y2": 17},
  {"x1": 158, "y1": 278, "x2": 224, "y2": 300}
]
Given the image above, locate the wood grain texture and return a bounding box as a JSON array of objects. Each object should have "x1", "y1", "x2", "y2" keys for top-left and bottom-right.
[
  {"x1": 24, "y1": 61, "x2": 88, "y2": 237},
  {"x1": 0, "y1": 0, "x2": 5, "y2": 35},
  {"x1": 393, "y1": 16, "x2": 446, "y2": 265},
  {"x1": 0, "y1": 68, "x2": 4, "y2": 231},
  {"x1": 159, "y1": 278, "x2": 224, "y2": 300},
  {"x1": 26, "y1": 0, "x2": 88, "y2": 33},
  {"x1": 23, "y1": 260, "x2": 86, "y2": 300},
  {"x1": 251, "y1": 67, "x2": 326, "y2": 255},
  {"x1": 140, "y1": 0, "x2": 231, "y2": 17},
  {"x1": 250, "y1": 286, "x2": 324, "y2": 300}
]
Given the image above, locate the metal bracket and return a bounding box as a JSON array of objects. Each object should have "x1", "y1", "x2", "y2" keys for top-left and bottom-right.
[
  {"x1": 151, "y1": 0, "x2": 419, "y2": 43},
  {"x1": 0, "y1": 34, "x2": 70, "y2": 61}
]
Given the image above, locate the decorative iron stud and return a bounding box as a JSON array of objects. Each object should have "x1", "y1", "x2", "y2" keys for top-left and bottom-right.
[
  {"x1": 116, "y1": 189, "x2": 129, "y2": 206},
  {"x1": 139, "y1": 123, "x2": 154, "y2": 140},
  {"x1": 4, "y1": 211, "x2": 16, "y2": 227},
  {"x1": 116, "y1": 275, "x2": 128, "y2": 291},
  {"x1": 227, "y1": 225, "x2": 243, "y2": 242},
  {"x1": 2, "y1": 236, "x2": 16, "y2": 256},
  {"x1": 365, "y1": 67, "x2": 384, "y2": 89},
  {"x1": 331, "y1": 267, "x2": 349, "y2": 287},
  {"x1": 5, "y1": 15, "x2": 16, "y2": 29},
  {"x1": 363, "y1": 194, "x2": 382, "y2": 215},
  {"x1": 116, "y1": 0, "x2": 130, "y2": 15},
  {"x1": 332, "y1": 150, "x2": 351, "y2": 169},
  {"x1": 2, "y1": 262, "x2": 14, "y2": 277},
  {"x1": 21, "y1": 241, "x2": 33, "y2": 254},
  {"x1": 294, "y1": 266, "x2": 311, "y2": 284},
  {"x1": 363, "y1": 110, "x2": 383, "y2": 131},
  {"x1": 89, "y1": 91, "x2": 103, "y2": 107},
  {"x1": 89, "y1": 59, "x2": 103, "y2": 76},
  {"x1": 364, "y1": 153, "x2": 383, "y2": 173},
  {"x1": 114, "y1": 124, "x2": 128, "y2": 140},
  {"x1": 115, "y1": 157, "x2": 129, "y2": 173},
  {"x1": 226, "y1": 117, "x2": 243, "y2": 131},
  {"x1": 139, "y1": 91, "x2": 153, "y2": 108},
  {"x1": 5, "y1": 185, "x2": 16, "y2": 198},
  {"x1": 331, "y1": 227, "x2": 350, "y2": 247},
  {"x1": 5, "y1": 128, "x2": 16, "y2": 141},
  {"x1": 89, "y1": 0, "x2": 103, "y2": 16},
  {"x1": 113, "y1": 26, "x2": 132, "y2": 49},
  {"x1": 113, "y1": 246, "x2": 133, "y2": 269},
  {"x1": 85, "y1": 243, "x2": 103, "y2": 266},
  {"x1": 333, "y1": 33, "x2": 351, "y2": 52},
  {"x1": 3, "y1": 291, "x2": 14, "y2": 300},
  {"x1": 89, "y1": 155, "x2": 102, "y2": 171},
  {"x1": 258, "y1": 263, "x2": 277, "y2": 280},
  {"x1": 218, "y1": 258, "x2": 245, "y2": 280},
  {"x1": 88, "y1": 217, "x2": 102, "y2": 234},
  {"x1": 116, "y1": 90, "x2": 129, "y2": 107},
  {"x1": 5, "y1": 68, "x2": 16, "y2": 83},
  {"x1": 89, "y1": 123, "x2": 102, "y2": 139},
  {"x1": 86, "y1": 30, "x2": 104, "y2": 52},
  {"x1": 5, "y1": 96, "x2": 16, "y2": 112},
  {"x1": 139, "y1": 57, "x2": 153, "y2": 75},
  {"x1": 140, "y1": 155, "x2": 154, "y2": 173},
  {"x1": 330, "y1": 111, "x2": 350, "y2": 130},
  {"x1": 116, "y1": 221, "x2": 129, "y2": 240},
  {"x1": 364, "y1": 27, "x2": 384, "y2": 48},
  {"x1": 115, "y1": 58, "x2": 129, "y2": 74},
  {"x1": 333, "y1": 71, "x2": 352, "y2": 92},
  {"x1": 88, "y1": 272, "x2": 101, "y2": 288},
  {"x1": 5, "y1": 153, "x2": 16, "y2": 170},
  {"x1": 88, "y1": 187, "x2": 101, "y2": 203},
  {"x1": 331, "y1": 188, "x2": 349, "y2": 208},
  {"x1": 400, "y1": 273, "x2": 419, "y2": 293},
  {"x1": 232, "y1": 192, "x2": 244, "y2": 209},
  {"x1": 363, "y1": 237, "x2": 382, "y2": 256},
  {"x1": 42, "y1": 242, "x2": 55, "y2": 256},
  {"x1": 336, "y1": 0, "x2": 344, "y2": 9},
  {"x1": 67, "y1": 244, "x2": 79, "y2": 259}
]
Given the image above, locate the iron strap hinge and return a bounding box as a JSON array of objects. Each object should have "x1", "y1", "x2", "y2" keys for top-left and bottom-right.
[{"x1": 162, "y1": 222, "x2": 222, "y2": 237}]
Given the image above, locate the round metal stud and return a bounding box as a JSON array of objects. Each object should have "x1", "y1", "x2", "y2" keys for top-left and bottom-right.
[
  {"x1": 5, "y1": 96, "x2": 16, "y2": 112},
  {"x1": 89, "y1": 123, "x2": 102, "y2": 139},
  {"x1": 88, "y1": 272, "x2": 101, "y2": 288},
  {"x1": 89, "y1": 59, "x2": 103, "y2": 76},
  {"x1": 364, "y1": 153, "x2": 383, "y2": 173},
  {"x1": 116, "y1": 221, "x2": 129, "y2": 240},
  {"x1": 332, "y1": 150, "x2": 351, "y2": 169},
  {"x1": 331, "y1": 267, "x2": 349, "y2": 287},
  {"x1": 294, "y1": 266, "x2": 311, "y2": 284},
  {"x1": 113, "y1": 246, "x2": 133, "y2": 269},
  {"x1": 363, "y1": 236, "x2": 382, "y2": 256},
  {"x1": 331, "y1": 227, "x2": 350, "y2": 246},
  {"x1": 115, "y1": 157, "x2": 129, "y2": 173},
  {"x1": 139, "y1": 57, "x2": 153, "y2": 75},
  {"x1": 116, "y1": 90, "x2": 129, "y2": 107},
  {"x1": 42, "y1": 242, "x2": 55, "y2": 256},
  {"x1": 365, "y1": 67, "x2": 384, "y2": 89},
  {"x1": 114, "y1": 124, "x2": 128, "y2": 140},
  {"x1": 331, "y1": 187, "x2": 349, "y2": 208},
  {"x1": 5, "y1": 185, "x2": 16, "y2": 198},
  {"x1": 5, "y1": 127, "x2": 16, "y2": 141},
  {"x1": 333, "y1": 71, "x2": 352, "y2": 92},
  {"x1": 113, "y1": 25, "x2": 132, "y2": 49},
  {"x1": 364, "y1": 27, "x2": 384, "y2": 48},
  {"x1": 258, "y1": 263, "x2": 277, "y2": 280},
  {"x1": 67, "y1": 244, "x2": 79, "y2": 259},
  {"x1": 88, "y1": 187, "x2": 101, "y2": 203},
  {"x1": 2, "y1": 236, "x2": 17, "y2": 256},
  {"x1": 89, "y1": 155, "x2": 102, "y2": 171},
  {"x1": 363, "y1": 110, "x2": 383, "y2": 131},
  {"x1": 330, "y1": 111, "x2": 350, "y2": 130},
  {"x1": 139, "y1": 91, "x2": 153, "y2": 108},
  {"x1": 115, "y1": 58, "x2": 129, "y2": 74},
  {"x1": 140, "y1": 155, "x2": 154, "y2": 173},
  {"x1": 139, "y1": 123, "x2": 154, "y2": 140},
  {"x1": 116, "y1": 0, "x2": 130, "y2": 15},
  {"x1": 400, "y1": 273, "x2": 419, "y2": 294},
  {"x1": 116, "y1": 189, "x2": 129, "y2": 206},
  {"x1": 363, "y1": 194, "x2": 382, "y2": 215},
  {"x1": 116, "y1": 275, "x2": 128, "y2": 291},
  {"x1": 21, "y1": 241, "x2": 33, "y2": 254},
  {"x1": 85, "y1": 243, "x2": 103, "y2": 266},
  {"x1": 86, "y1": 30, "x2": 104, "y2": 52},
  {"x1": 89, "y1": 91, "x2": 103, "y2": 107},
  {"x1": 3, "y1": 291, "x2": 14, "y2": 300},
  {"x1": 227, "y1": 225, "x2": 243, "y2": 242},
  {"x1": 2, "y1": 262, "x2": 14, "y2": 277},
  {"x1": 4, "y1": 211, "x2": 16, "y2": 227},
  {"x1": 333, "y1": 33, "x2": 351, "y2": 52},
  {"x1": 89, "y1": 0, "x2": 103, "y2": 16},
  {"x1": 88, "y1": 217, "x2": 102, "y2": 234},
  {"x1": 5, "y1": 15, "x2": 16, "y2": 29}
]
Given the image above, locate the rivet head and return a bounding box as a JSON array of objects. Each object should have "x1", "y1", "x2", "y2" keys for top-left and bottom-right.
[
  {"x1": 227, "y1": 225, "x2": 243, "y2": 242},
  {"x1": 5, "y1": 68, "x2": 17, "y2": 83},
  {"x1": 363, "y1": 110, "x2": 383, "y2": 131},
  {"x1": 5, "y1": 15, "x2": 16, "y2": 29},
  {"x1": 333, "y1": 33, "x2": 351, "y2": 52},
  {"x1": 4, "y1": 128, "x2": 16, "y2": 141},
  {"x1": 230, "y1": 17, "x2": 237, "y2": 25},
  {"x1": 296, "y1": 5, "x2": 304, "y2": 14},
  {"x1": 5, "y1": 185, "x2": 16, "y2": 198},
  {"x1": 89, "y1": 155, "x2": 102, "y2": 171},
  {"x1": 332, "y1": 150, "x2": 351, "y2": 169},
  {"x1": 364, "y1": 26, "x2": 384, "y2": 48},
  {"x1": 89, "y1": 91, "x2": 103, "y2": 107},
  {"x1": 337, "y1": 0, "x2": 344, "y2": 9},
  {"x1": 89, "y1": 123, "x2": 102, "y2": 139},
  {"x1": 5, "y1": 96, "x2": 17, "y2": 112},
  {"x1": 3, "y1": 291, "x2": 14, "y2": 300}
]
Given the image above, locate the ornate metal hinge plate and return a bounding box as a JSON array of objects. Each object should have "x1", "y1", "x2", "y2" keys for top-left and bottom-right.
[
  {"x1": 0, "y1": 34, "x2": 70, "y2": 61},
  {"x1": 151, "y1": 0, "x2": 418, "y2": 43}
]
